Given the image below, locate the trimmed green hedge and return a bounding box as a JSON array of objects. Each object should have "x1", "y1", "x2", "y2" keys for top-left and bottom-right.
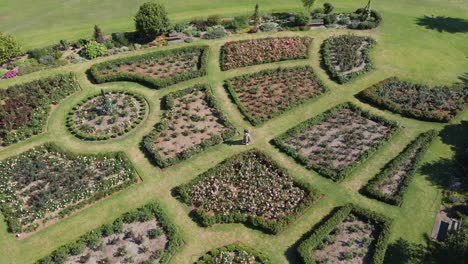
[
  {"x1": 224, "y1": 66, "x2": 328, "y2": 126},
  {"x1": 361, "y1": 130, "x2": 438, "y2": 206},
  {"x1": 36, "y1": 202, "x2": 183, "y2": 264},
  {"x1": 142, "y1": 84, "x2": 236, "y2": 168},
  {"x1": 297, "y1": 204, "x2": 392, "y2": 264},
  {"x1": 357, "y1": 77, "x2": 468, "y2": 122},
  {"x1": 66, "y1": 90, "x2": 148, "y2": 141},
  {"x1": 195, "y1": 243, "x2": 271, "y2": 264},
  {"x1": 89, "y1": 45, "x2": 209, "y2": 89},
  {"x1": 272, "y1": 102, "x2": 400, "y2": 181},
  {"x1": 321, "y1": 35, "x2": 376, "y2": 84},
  {"x1": 174, "y1": 149, "x2": 321, "y2": 234}
]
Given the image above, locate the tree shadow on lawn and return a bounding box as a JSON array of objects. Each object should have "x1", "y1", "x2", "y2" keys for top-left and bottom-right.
[
  {"x1": 416, "y1": 15, "x2": 468, "y2": 33},
  {"x1": 384, "y1": 238, "x2": 429, "y2": 264}
]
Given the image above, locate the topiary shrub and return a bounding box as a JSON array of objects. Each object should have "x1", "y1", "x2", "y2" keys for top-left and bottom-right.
[
  {"x1": 0, "y1": 32, "x2": 23, "y2": 64},
  {"x1": 81, "y1": 41, "x2": 107, "y2": 59},
  {"x1": 134, "y1": 2, "x2": 171, "y2": 39},
  {"x1": 323, "y1": 3, "x2": 334, "y2": 14},
  {"x1": 295, "y1": 12, "x2": 311, "y2": 26}
]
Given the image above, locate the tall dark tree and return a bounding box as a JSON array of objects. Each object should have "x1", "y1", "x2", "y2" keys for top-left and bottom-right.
[
  {"x1": 93, "y1": 25, "x2": 105, "y2": 43},
  {"x1": 252, "y1": 4, "x2": 261, "y2": 26}
]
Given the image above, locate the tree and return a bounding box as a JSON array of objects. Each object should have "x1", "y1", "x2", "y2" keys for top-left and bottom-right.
[
  {"x1": 252, "y1": 4, "x2": 261, "y2": 27},
  {"x1": 94, "y1": 25, "x2": 105, "y2": 43},
  {"x1": 0, "y1": 33, "x2": 22, "y2": 64},
  {"x1": 364, "y1": 0, "x2": 372, "y2": 19},
  {"x1": 434, "y1": 222, "x2": 468, "y2": 264},
  {"x1": 134, "y1": 2, "x2": 171, "y2": 39},
  {"x1": 301, "y1": 0, "x2": 316, "y2": 12}
]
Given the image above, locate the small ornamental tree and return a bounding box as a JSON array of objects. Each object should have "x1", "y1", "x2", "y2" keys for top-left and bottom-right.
[
  {"x1": 135, "y1": 2, "x2": 171, "y2": 39},
  {"x1": 252, "y1": 4, "x2": 261, "y2": 27},
  {"x1": 0, "y1": 32, "x2": 22, "y2": 64},
  {"x1": 301, "y1": 0, "x2": 316, "y2": 12},
  {"x1": 323, "y1": 2, "x2": 334, "y2": 14},
  {"x1": 94, "y1": 25, "x2": 105, "y2": 43}
]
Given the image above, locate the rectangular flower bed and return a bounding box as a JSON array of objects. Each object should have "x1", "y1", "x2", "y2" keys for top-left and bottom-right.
[
  {"x1": 361, "y1": 130, "x2": 438, "y2": 206},
  {"x1": 174, "y1": 149, "x2": 320, "y2": 234},
  {"x1": 89, "y1": 46, "x2": 209, "y2": 89},
  {"x1": 36, "y1": 202, "x2": 183, "y2": 264},
  {"x1": 220, "y1": 37, "x2": 312, "y2": 70},
  {"x1": 298, "y1": 204, "x2": 392, "y2": 264},
  {"x1": 358, "y1": 77, "x2": 467, "y2": 122},
  {"x1": 142, "y1": 84, "x2": 236, "y2": 168},
  {"x1": 0, "y1": 73, "x2": 80, "y2": 146},
  {"x1": 0, "y1": 143, "x2": 138, "y2": 234},
  {"x1": 225, "y1": 66, "x2": 328, "y2": 126},
  {"x1": 273, "y1": 102, "x2": 400, "y2": 181},
  {"x1": 196, "y1": 243, "x2": 270, "y2": 264}
]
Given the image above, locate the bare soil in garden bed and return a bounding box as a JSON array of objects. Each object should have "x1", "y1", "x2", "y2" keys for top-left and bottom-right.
[
  {"x1": 228, "y1": 67, "x2": 326, "y2": 124},
  {"x1": 98, "y1": 51, "x2": 201, "y2": 79},
  {"x1": 378, "y1": 150, "x2": 419, "y2": 196},
  {"x1": 153, "y1": 90, "x2": 230, "y2": 159},
  {"x1": 313, "y1": 214, "x2": 379, "y2": 264},
  {"x1": 283, "y1": 108, "x2": 391, "y2": 172},
  {"x1": 330, "y1": 41, "x2": 369, "y2": 76},
  {"x1": 66, "y1": 220, "x2": 168, "y2": 264}
]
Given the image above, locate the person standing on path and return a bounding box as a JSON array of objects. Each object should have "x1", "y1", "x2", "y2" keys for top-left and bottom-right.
[{"x1": 243, "y1": 129, "x2": 251, "y2": 145}]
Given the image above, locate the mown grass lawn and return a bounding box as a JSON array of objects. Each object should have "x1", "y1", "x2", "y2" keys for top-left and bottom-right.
[{"x1": 0, "y1": 0, "x2": 467, "y2": 263}]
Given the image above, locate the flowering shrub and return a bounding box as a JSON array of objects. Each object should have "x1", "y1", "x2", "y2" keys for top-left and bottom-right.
[
  {"x1": 0, "y1": 143, "x2": 137, "y2": 233},
  {"x1": 225, "y1": 66, "x2": 327, "y2": 125},
  {"x1": 220, "y1": 37, "x2": 312, "y2": 70},
  {"x1": 321, "y1": 34, "x2": 376, "y2": 83},
  {"x1": 273, "y1": 103, "x2": 400, "y2": 181},
  {"x1": 0, "y1": 73, "x2": 80, "y2": 146},
  {"x1": 358, "y1": 77, "x2": 468, "y2": 122},
  {"x1": 2, "y1": 68, "x2": 17, "y2": 79},
  {"x1": 196, "y1": 244, "x2": 270, "y2": 264},
  {"x1": 174, "y1": 149, "x2": 320, "y2": 234}
]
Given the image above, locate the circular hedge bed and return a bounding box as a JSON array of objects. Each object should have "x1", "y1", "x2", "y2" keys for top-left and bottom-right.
[{"x1": 67, "y1": 90, "x2": 148, "y2": 141}]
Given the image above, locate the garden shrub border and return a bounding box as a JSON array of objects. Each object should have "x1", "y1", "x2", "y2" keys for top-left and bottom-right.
[
  {"x1": 89, "y1": 45, "x2": 210, "y2": 89},
  {"x1": 142, "y1": 84, "x2": 236, "y2": 168},
  {"x1": 219, "y1": 37, "x2": 313, "y2": 71},
  {"x1": 361, "y1": 130, "x2": 438, "y2": 206},
  {"x1": 0, "y1": 73, "x2": 80, "y2": 146},
  {"x1": 272, "y1": 102, "x2": 400, "y2": 181},
  {"x1": 297, "y1": 204, "x2": 392, "y2": 264},
  {"x1": 0, "y1": 142, "x2": 139, "y2": 234},
  {"x1": 320, "y1": 35, "x2": 376, "y2": 84},
  {"x1": 224, "y1": 66, "x2": 328, "y2": 126},
  {"x1": 66, "y1": 90, "x2": 149, "y2": 141},
  {"x1": 174, "y1": 149, "x2": 322, "y2": 235},
  {"x1": 195, "y1": 243, "x2": 271, "y2": 264},
  {"x1": 357, "y1": 77, "x2": 468, "y2": 122},
  {"x1": 36, "y1": 202, "x2": 184, "y2": 264}
]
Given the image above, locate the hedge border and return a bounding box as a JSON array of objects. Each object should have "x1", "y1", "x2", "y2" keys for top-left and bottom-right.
[
  {"x1": 321, "y1": 35, "x2": 376, "y2": 84},
  {"x1": 195, "y1": 243, "x2": 271, "y2": 264},
  {"x1": 66, "y1": 90, "x2": 149, "y2": 141},
  {"x1": 0, "y1": 73, "x2": 80, "y2": 146},
  {"x1": 89, "y1": 45, "x2": 210, "y2": 89},
  {"x1": 357, "y1": 77, "x2": 468, "y2": 122},
  {"x1": 142, "y1": 84, "x2": 236, "y2": 168},
  {"x1": 36, "y1": 201, "x2": 184, "y2": 264},
  {"x1": 0, "y1": 142, "x2": 139, "y2": 234},
  {"x1": 361, "y1": 130, "x2": 438, "y2": 206},
  {"x1": 224, "y1": 66, "x2": 329, "y2": 126},
  {"x1": 173, "y1": 149, "x2": 322, "y2": 235},
  {"x1": 297, "y1": 204, "x2": 392, "y2": 264},
  {"x1": 272, "y1": 102, "x2": 401, "y2": 181},
  {"x1": 219, "y1": 37, "x2": 313, "y2": 71}
]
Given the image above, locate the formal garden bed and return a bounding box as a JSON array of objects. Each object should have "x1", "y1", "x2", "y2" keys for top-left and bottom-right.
[
  {"x1": 0, "y1": 73, "x2": 80, "y2": 146},
  {"x1": 358, "y1": 77, "x2": 468, "y2": 122},
  {"x1": 220, "y1": 37, "x2": 312, "y2": 70},
  {"x1": 37, "y1": 202, "x2": 183, "y2": 264},
  {"x1": 67, "y1": 90, "x2": 148, "y2": 141},
  {"x1": 89, "y1": 46, "x2": 209, "y2": 89},
  {"x1": 297, "y1": 204, "x2": 391, "y2": 264},
  {"x1": 142, "y1": 85, "x2": 235, "y2": 168},
  {"x1": 321, "y1": 34, "x2": 376, "y2": 83},
  {"x1": 362, "y1": 130, "x2": 438, "y2": 206},
  {"x1": 273, "y1": 102, "x2": 399, "y2": 181},
  {"x1": 225, "y1": 66, "x2": 327, "y2": 126},
  {"x1": 195, "y1": 243, "x2": 270, "y2": 264},
  {"x1": 174, "y1": 149, "x2": 320, "y2": 234},
  {"x1": 0, "y1": 143, "x2": 138, "y2": 234}
]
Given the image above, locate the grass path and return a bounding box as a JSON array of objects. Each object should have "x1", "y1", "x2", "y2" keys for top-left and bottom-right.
[{"x1": 0, "y1": 1, "x2": 467, "y2": 262}]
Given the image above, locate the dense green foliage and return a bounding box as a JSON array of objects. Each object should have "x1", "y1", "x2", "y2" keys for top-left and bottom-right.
[
  {"x1": 0, "y1": 73, "x2": 79, "y2": 146},
  {"x1": 81, "y1": 40, "x2": 107, "y2": 59},
  {"x1": 362, "y1": 130, "x2": 438, "y2": 206},
  {"x1": 134, "y1": 2, "x2": 171, "y2": 39},
  {"x1": 196, "y1": 243, "x2": 270, "y2": 264},
  {"x1": 36, "y1": 202, "x2": 183, "y2": 264},
  {"x1": 0, "y1": 32, "x2": 22, "y2": 64}
]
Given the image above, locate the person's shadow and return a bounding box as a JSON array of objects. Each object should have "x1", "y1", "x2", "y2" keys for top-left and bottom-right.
[{"x1": 224, "y1": 139, "x2": 244, "y2": 146}]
